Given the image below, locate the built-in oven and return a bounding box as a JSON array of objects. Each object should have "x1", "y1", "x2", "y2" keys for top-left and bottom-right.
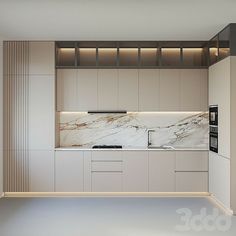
[
  {"x1": 209, "y1": 126, "x2": 218, "y2": 153},
  {"x1": 209, "y1": 105, "x2": 218, "y2": 126}
]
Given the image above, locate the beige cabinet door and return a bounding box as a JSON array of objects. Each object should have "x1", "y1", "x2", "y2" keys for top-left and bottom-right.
[
  {"x1": 159, "y1": 69, "x2": 180, "y2": 111},
  {"x1": 209, "y1": 59, "x2": 230, "y2": 158},
  {"x1": 57, "y1": 69, "x2": 77, "y2": 111},
  {"x1": 29, "y1": 42, "x2": 55, "y2": 75},
  {"x1": 0, "y1": 42, "x2": 3, "y2": 197},
  {"x1": 55, "y1": 151, "x2": 84, "y2": 192},
  {"x1": 149, "y1": 151, "x2": 175, "y2": 192},
  {"x1": 29, "y1": 75, "x2": 55, "y2": 150},
  {"x1": 98, "y1": 69, "x2": 118, "y2": 110},
  {"x1": 118, "y1": 69, "x2": 138, "y2": 111},
  {"x1": 209, "y1": 151, "x2": 230, "y2": 209},
  {"x1": 77, "y1": 69, "x2": 98, "y2": 111},
  {"x1": 29, "y1": 150, "x2": 54, "y2": 192},
  {"x1": 123, "y1": 151, "x2": 148, "y2": 192},
  {"x1": 199, "y1": 69, "x2": 208, "y2": 111},
  {"x1": 91, "y1": 172, "x2": 123, "y2": 192},
  {"x1": 180, "y1": 69, "x2": 202, "y2": 111},
  {"x1": 138, "y1": 69, "x2": 159, "y2": 111},
  {"x1": 175, "y1": 151, "x2": 208, "y2": 171},
  {"x1": 175, "y1": 172, "x2": 208, "y2": 192}
]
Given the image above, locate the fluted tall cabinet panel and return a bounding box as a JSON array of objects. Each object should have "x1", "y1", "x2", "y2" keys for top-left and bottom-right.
[{"x1": 3, "y1": 41, "x2": 30, "y2": 192}]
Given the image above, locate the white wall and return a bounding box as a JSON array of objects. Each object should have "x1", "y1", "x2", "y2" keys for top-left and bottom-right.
[{"x1": 0, "y1": 37, "x2": 3, "y2": 196}]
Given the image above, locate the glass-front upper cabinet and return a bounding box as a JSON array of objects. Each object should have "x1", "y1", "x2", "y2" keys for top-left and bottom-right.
[
  {"x1": 219, "y1": 26, "x2": 230, "y2": 60},
  {"x1": 98, "y1": 42, "x2": 117, "y2": 67},
  {"x1": 182, "y1": 42, "x2": 208, "y2": 67},
  {"x1": 77, "y1": 42, "x2": 97, "y2": 67},
  {"x1": 55, "y1": 41, "x2": 210, "y2": 68},
  {"x1": 118, "y1": 42, "x2": 139, "y2": 67},
  {"x1": 56, "y1": 42, "x2": 76, "y2": 67},
  {"x1": 209, "y1": 36, "x2": 218, "y2": 65},
  {"x1": 161, "y1": 42, "x2": 181, "y2": 67},
  {"x1": 140, "y1": 42, "x2": 159, "y2": 67}
]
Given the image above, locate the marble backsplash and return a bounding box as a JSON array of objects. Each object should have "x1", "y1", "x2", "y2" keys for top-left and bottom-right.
[{"x1": 59, "y1": 112, "x2": 209, "y2": 148}]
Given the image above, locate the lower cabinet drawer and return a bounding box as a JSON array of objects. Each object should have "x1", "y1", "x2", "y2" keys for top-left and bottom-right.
[
  {"x1": 91, "y1": 161, "x2": 123, "y2": 172},
  {"x1": 175, "y1": 172, "x2": 208, "y2": 192},
  {"x1": 91, "y1": 172, "x2": 123, "y2": 192}
]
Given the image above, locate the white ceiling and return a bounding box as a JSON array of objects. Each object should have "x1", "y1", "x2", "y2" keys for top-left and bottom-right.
[{"x1": 0, "y1": 0, "x2": 236, "y2": 40}]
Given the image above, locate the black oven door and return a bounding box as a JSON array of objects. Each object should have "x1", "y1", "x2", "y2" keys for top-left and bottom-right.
[
  {"x1": 209, "y1": 106, "x2": 218, "y2": 126},
  {"x1": 210, "y1": 132, "x2": 218, "y2": 153}
]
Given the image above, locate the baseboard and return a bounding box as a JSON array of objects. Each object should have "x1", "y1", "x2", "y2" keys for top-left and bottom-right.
[
  {"x1": 208, "y1": 194, "x2": 233, "y2": 215},
  {"x1": 4, "y1": 192, "x2": 210, "y2": 198}
]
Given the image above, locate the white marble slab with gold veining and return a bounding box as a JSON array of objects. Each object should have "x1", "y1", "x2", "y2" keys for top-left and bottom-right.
[{"x1": 59, "y1": 112, "x2": 209, "y2": 149}]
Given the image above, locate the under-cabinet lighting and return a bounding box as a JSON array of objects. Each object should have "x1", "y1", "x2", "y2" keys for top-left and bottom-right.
[
  {"x1": 59, "y1": 48, "x2": 75, "y2": 52},
  {"x1": 161, "y1": 48, "x2": 181, "y2": 51},
  {"x1": 98, "y1": 48, "x2": 117, "y2": 51},
  {"x1": 79, "y1": 48, "x2": 96, "y2": 52},
  {"x1": 119, "y1": 48, "x2": 138, "y2": 51},
  {"x1": 59, "y1": 111, "x2": 206, "y2": 114},
  {"x1": 182, "y1": 48, "x2": 203, "y2": 51},
  {"x1": 210, "y1": 47, "x2": 218, "y2": 56},
  {"x1": 140, "y1": 48, "x2": 157, "y2": 51}
]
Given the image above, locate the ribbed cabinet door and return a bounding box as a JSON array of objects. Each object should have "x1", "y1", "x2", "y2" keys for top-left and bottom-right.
[{"x1": 0, "y1": 40, "x2": 3, "y2": 196}]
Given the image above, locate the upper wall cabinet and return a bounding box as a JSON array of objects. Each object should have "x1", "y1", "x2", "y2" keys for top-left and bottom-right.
[
  {"x1": 180, "y1": 69, "x2": 208, "y2": 111},
  {"x1": 159, "y1": 69, "x2": 181, "y2": 111},
  {"x1": 97, "y1": 69, "x2": 119, "y2": 110},
  {"x1": 118, "y1": 69, "x2": 139, "y2": 111},
  {"x1": 55, "y1": 41, "x2": 208, "y2": 69},
  {"x1": 57, "y1": 68, "x2": 208, "y2": 112},
  {"x1": 209, "y1": 24, "x2": 236, "y2": 66},
  {"x1": 29, "y1": 42, "x2": 55, "y2": 75},
  {"x1": 77, "y1": 70, "x2": 98, "y2": 110},
  {"x1": 57, "y1": 69, "x2": 77, "y2": 111},
  {"x1": 138, "y1": 69, "x2": 159, "y2": 111}
]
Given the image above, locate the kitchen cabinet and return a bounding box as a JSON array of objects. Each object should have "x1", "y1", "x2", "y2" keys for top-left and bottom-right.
[
  {"x1": 57, "y1": 69, "x2": 77, "y2": 111},
  {"x1": 138, "y1": 69, "x2": 159, "y2": 111},
  {"x1": 57, "y1": 68, "x2": 207, "y2": 112},
  {"x1": 92, "y1": 172, "x2": 123, "y2": 192},
  {"x1": 209, "y1": 58, "x2": 230, "y2": 158},
  {"x1": 175, "y1": 151, "x2": 208, "y2": 171},
  {"x1": 29, "y1": 42, "x2": 55, "y2": 75},
  {"x1": 98, "y1": 69, "x2": 118, "y2": 110},
  {"x1": 29, "y1": 75, "x2": 55, "y2": 150},
  {"x1": 149, "y1": 151, "x2": 175, "y2": 192},
  {"x1": 118, "y1": 69, "x2": 138, "y2": 111},
  {"x1": 55, "y1": 151, "x2": 84, "y2": 192},
  {"x1": 209, "y1": 151, "x2": 230, "y2": 208},
  {"x1": 175, "y1": 151, "x2": 208, "y2": 192},
  {"x1": 159, "y1": 69, "x2": 181, "y2": 111},
  {"x1": 53, "y1": 150, "x2": 209, "y2": 193},
  {"x1": 175, "y1": 172, "x2": 208, "y2": 192},
  {"x1": 0, "y1": 41, "x2": 3, "y2": 196},
  {"x1": 123, "y1": 151, "x2": 148, "y2": 192},
  {"x1": 180, "y1": 69, "x2": 208, "y2": 111},
  {"x1": 29, "y1": 150, "x2": 54, "y2": 192},
  {"x1": 91, "y1": 151, "x2": 123, "y2": 192},
  {"x1": 77, "y1": 69, "x2": 98, "y2": 111},
  {"x1": 199, "y1": 69, "x2": 208, "y2": 111}
]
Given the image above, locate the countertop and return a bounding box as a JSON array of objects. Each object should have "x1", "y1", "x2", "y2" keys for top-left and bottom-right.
[{"x1": 55, "y1": 147, "x2": 209, "y2": 151}]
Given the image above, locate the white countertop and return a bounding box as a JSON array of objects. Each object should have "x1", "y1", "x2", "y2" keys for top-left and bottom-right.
[{"x1": 55, "y1": 147, "x2": 209, "y2": 151}]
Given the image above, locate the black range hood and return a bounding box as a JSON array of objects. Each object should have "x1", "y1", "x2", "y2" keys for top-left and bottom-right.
[{"x1": 88, "y1": 110, "x2": 127, "y2": 114}]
